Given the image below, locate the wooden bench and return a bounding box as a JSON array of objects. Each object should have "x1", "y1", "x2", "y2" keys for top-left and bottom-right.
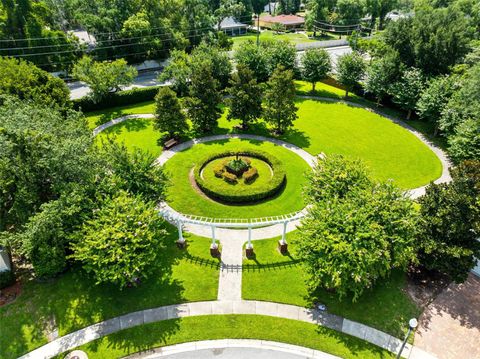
[{"x1": 164, "y1": 138, "x2": 178, "y2": 149}]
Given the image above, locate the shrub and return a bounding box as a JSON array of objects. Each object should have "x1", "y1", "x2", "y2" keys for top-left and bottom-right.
[
  {"x1": 0, "y1": 270, "x2": 15, "y2": 289},
  {"x1": 241, "y1": 157, "x2": 251, "y2": 165},
  {"x1": 72, "y1": 86, "x2": 162, "y2": 112},
  {"x1": 213, "y1": 164, "x2": 225, "y2": 178},
  {"x1": 194, "y1": 149, "x2": 286, "y2": 203},
  {"x1": 223, "y1": 172, "x2": 238, "y2": 183},
  {"x1": 243, "y1": 167, "x2": 258, "y2": 184},
  {"x1": 225, "y1": 158, "x2": 250, "y2": 176}
]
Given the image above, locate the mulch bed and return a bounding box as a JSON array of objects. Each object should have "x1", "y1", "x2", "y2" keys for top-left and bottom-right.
[{"x1": 0, "y1": 281, "x2": 21, "y2": 306}]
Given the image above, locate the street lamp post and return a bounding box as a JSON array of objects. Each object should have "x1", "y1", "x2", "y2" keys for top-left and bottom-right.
[{"x1": 396, "y1": 318, "x2": 418, "y2": 359}]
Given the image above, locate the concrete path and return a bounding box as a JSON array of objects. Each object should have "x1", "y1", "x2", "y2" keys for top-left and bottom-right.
[
  {"x1": 414, "y1": 274, "x2": 480, "y2": 359},
  {"x1": 217, "y1": 238, "x2": 244, "y2": 301},
  {"x1": 19, "y1": 300, "x2": 435, "y2": 359},
  {"x1": 126, "y1": 339, "x2": 341, "y2": 359}
]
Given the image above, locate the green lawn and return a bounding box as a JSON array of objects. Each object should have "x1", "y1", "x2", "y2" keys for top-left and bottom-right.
[
  {"x1": 73, "y1": 315, "x2": 393, "y2": 359},
  {"x1": 243, "y1": 236, "x2": 421, "y2": 339},
  {"x1": 163, "y1": 138, "x2": 311, "y2": 218},
  {"x1": 0, "y1": 230, "x2": 219, "y2": 359},
  {"x1": 231, "y1": 30, "x2": 317, "y2": 49},
  {"x1": 88, "y1": 81, "x2": 443, "y2": 190}
]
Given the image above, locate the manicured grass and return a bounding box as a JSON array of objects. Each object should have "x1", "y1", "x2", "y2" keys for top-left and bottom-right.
[
  {"x1": 0, "y1": 230, "x2": 219, "y2": 359},
  {"x1": 231, "y1": 31, "x2": 317, "y2": 49},
  {"x1": 74, "y1": 315, "x2": 393, "y2": 359},
  {"x1": 243, "y1": 235, "x2": 421, "y2": 339},
  {"x1": 87, "y1": 81, "x2": 443, "y2": 190},
  {"x1": 86, "y1": 101, "x2": 155, "y2": 130},
  {"x1": 163, "y1": 138, "x2": 311, "y2": 218}
]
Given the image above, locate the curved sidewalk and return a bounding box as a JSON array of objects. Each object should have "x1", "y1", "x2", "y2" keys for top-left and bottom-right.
[{"x1": 19, "y1": 300, "x2": 435, "y2": 359}]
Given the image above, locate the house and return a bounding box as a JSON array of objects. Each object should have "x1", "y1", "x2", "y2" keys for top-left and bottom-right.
[
  {"x1": 0, "y1": 247, "x2": 11, "y2": 272},
  {"x1": 220, "y1": 17, "x2": 248, "y2": 36},
  {"x1": 259, "y1": 14, "x2": 305, "y2": 30}
]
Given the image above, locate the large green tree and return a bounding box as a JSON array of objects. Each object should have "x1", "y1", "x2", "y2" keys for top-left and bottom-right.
[
  {"x1": 72, "y1": 56, "x2": 137, "y2": 102},
  {"x1": 300, "y1": 48, "x2": 332, "y2": 92},
  {"x1": 296, "y1": 155, "x2": 417, "y2": 300},
  {"x1": 263, "y1": 66, "x2": 298, "y2": 134},
  {"x1": 154, "y1": 86, "x2": 188, "y2": 138},
  {"x1": 0, "y1": 57, "x2": 70, "y2": 108},
  {"x1": 417, "y1": 161, "x2": 480, "y2": 283},
  {"x1": 226, "y1": 64, "x2": 263, "y2": 130},
  {"x1": 389, "y1": 67, "x2": 425, "y2": 119},
  {"x1": 70, "y1": 191, "x2": 169, "y2": 288},
  {"x1": 336, "y1": 52, "x2": 365, "y2": 98},
  {"x1": 185, "y1": 60, "x2": 222, "y2": 133}
]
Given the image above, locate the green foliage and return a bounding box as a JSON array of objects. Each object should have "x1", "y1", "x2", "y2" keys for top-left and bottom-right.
[
  {"x1": 297, "y1": 155, "x2": 417, "y2": 300},
  {"x1": 72, "y1": 86, "x2": 161, "y2": 112},
  {"x1": 383, "y1": 6, "x2": 475, "y2": 74},
  {"x1": 234, "y1": 40, "x2": 297, "y2": 82},
  {"x1": 0, "y1": 57, "x2": 70, "y2": 109},
  {"x1": 336, "y1": 0, "x2": 364, "y2": 24},
  {"x1": 0, "y1": 270, "x2": 15, "y2": 289},
  {"x1": 243, "y1": 167, "x2": 258, "y2": 183},
  {"x1": 184, "y1": 60, "x2": 222, "y2": 133},
  {"x1": 159, "y1": 50, "x2": 191, "y2": 96},
  {"x1": 154, "y1": 87, "x2": 188, "y2": 137},
  {"x1": 389, "y1": 67, "x2": 425, "y2": 119},
  {"x1": 194, "y1": 150, "x2": 286, "y2": 203},
  {"x1": 70, "y1": 192, "x2": 168, "y2": 289},
  {"x1": 364, "y1": 50, "x2": 403, "y2": 104},
  {"x1": 300, "y1": 48, "x2": 332, "y2": 92},
  {"x1": 191, "y1": 42, "x2": 233, "y2": 88},
  {"x1": 264, "y1": 66, "x2": 298, "y2": 133},
  {"x1": 73, "y1": 56, "x2": 138, "y2": 102},
  {"x1": 226, "y1": 64, "x2": 263, "y2": 129},
  {"x1": 416, "y1": 74, "x2": 459, "y2": 135},
  {"x1": 336, "y1": 52, "x2": 365, "y2": 97},
  {"x1": 214, "y1": 0, "x2": 245, "y2": 30},
  {"x1": 417, "y1": 160, "x2": 480, "y2": 283}
]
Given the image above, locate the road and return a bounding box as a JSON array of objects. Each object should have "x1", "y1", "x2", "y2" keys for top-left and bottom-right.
[
  {"x1": 140, "y1": 347, "x2": 313, "y2": 359},
  {"x1": 68, "y1": 45, "x2": 351, "y2": 100}
]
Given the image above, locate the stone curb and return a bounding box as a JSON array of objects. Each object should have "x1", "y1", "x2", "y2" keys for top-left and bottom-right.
[
  {"x1": 18, "y1": 300, "x2": 436, "y2": 359},
  {"x1": 123, "y1": 339, "x2": 341, "y2": 359}
]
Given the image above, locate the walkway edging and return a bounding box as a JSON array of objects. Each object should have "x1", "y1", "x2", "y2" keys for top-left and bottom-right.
[
  {"x1": 124, "y1": 339, "x2": 341, "y2": 358},
  {"x1": 19, "y1": 300, "x2": 436, "y2": 359}
]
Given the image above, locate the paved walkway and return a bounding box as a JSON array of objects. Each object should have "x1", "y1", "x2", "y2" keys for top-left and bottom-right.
[
  {"x1": 19, "y1": 299, "x2": 435, "y2": 359},
  {"x1": 414, "y1": 274, "x2": 480, "y2": 359},
  {"x1": 126, "y1": 339, "x2": 341, "y2": 359}
]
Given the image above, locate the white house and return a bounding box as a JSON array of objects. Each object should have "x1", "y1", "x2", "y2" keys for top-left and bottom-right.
[
  {"x1": 220, "y1": 17, "x2": 248, "y2": 36},
  {"x1": 0, "y1": 247, "x2": 11, "y2": 272}
]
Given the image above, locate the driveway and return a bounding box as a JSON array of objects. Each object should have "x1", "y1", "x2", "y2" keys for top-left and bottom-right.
[{"x1": 414, "y1": 274, "x2": 480, "y2": 359}]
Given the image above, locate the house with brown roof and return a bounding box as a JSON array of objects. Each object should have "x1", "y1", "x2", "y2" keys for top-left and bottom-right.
[{"x1": 259, "y1": 14, "x2": 305, "y2": 30}]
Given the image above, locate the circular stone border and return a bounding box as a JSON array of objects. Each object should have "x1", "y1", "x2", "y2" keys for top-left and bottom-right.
[{"x1": 194, "y1": 149, "x2": 286, "y2": 204}]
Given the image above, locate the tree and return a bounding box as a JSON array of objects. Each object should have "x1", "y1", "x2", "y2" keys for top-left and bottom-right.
[
  {"x1": 416, "y1": 75, "x2": 459, "y2": 136},
  {"x1": 417, "y1": 161, "x2": 480, "y2": 283},
  {"x1": 264, "y1": 40, "x2": 297, "y2": 76},
  {"x1": 336, "y1": 0, "x2": 365, "y2": 24},
  {"x1": 301, "y1": 48, "x2": 332, "y2": 92},
  {"x1": 389, "y1": 67, "x2": 425, "y2": 119},
  {"x1": 72, "y1": 56, "x2": 137, "y2": 102},
  {"x1": 191, "y1": 42, "x2": 233, "y2": 88},
  {"x1": 263, "y1": 66, "x2": 298, "y2": 134},
  {"x1": 185, "y1": 61, "x2": 222, "y2": 133},
  {"x1": 70, "y1": 192, "x2": 168, "y2": 288},
  {"x1": 235, "y1": 40, "x2": 270, "y2": 82},
  {"x1": 158, "y1": 50, "x2": 191, "y2": 96},
  {"x1": 364, "y1": 50, "x2": 403, "y2": 105},
  {"x1": 0, "y1": 57, "x2": 70, "y2": 108},
  {"x1": 214, "y1": 0, "x2": 245, "y2": 30},
  {"x1": 154, "y1": 87, "x2": 188, "y2": 138},
  {"x1": 296, "y1": 155, "x2": 417, "y2": 300},
  {"x1": 226, "y1": 65, "x2": 263, "y2": 130},
  {"x1": 336, "y1": 52, "x2": 365, "y2": 98}
]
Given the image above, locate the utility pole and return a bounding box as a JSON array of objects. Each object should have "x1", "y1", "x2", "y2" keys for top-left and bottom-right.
[{"x1": 256, "y1": 14, "x2": 260, "y2": 47}]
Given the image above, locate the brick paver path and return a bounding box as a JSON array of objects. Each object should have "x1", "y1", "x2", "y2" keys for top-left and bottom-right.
[{"x1": 415, "y1": 274, "x2": 480, "y2": 359}]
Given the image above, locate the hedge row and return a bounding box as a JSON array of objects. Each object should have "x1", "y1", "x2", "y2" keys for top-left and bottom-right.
[
  {"x1": 194, "y1": 150, "x2": 286, "y2": 204},
  {"x1": 72, "y1": 86, "x2": 162, "y2": 112}
]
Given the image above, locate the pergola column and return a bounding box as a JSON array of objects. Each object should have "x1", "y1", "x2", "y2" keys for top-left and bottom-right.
[
  {"x1": 245, "y1": 226, "x2": 254, "y2": 258},
  {"x1": 210, "y1": 225, "x2": 220, "y2": 257},
  {"x1": 278, "y1": 221, "x2": 288, "y2": 254},
  {"x1": 176, "y1": 221, "x2": 186, "y2": 248}
]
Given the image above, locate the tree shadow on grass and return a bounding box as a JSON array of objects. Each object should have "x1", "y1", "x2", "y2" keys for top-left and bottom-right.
[
  {"x1": 0, "y1": 224, "x2": 194, "y2": 358},
  {"x1": 101, "y1": 118, "x2": 150, "y2": 136}
]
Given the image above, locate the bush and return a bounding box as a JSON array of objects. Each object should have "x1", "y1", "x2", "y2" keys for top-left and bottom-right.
[
  {"x1": 222, "y1": 172, "x2": 238, "y2": 183},
  {"x1": 72, "y1": 86, "x2": 162, "y2": 112},
  {"x1": 243, "y1": 167, "x2": 258, "y2": 184},
  {"x1": 0, "y1": 270, "x2": 15, "y2": 289},
  {"x1": 213, "y1": 164, "x2": 224, "y2": 178},
  {"x1": 195, "y1": 149, "x2": 286, "y2": 203}
]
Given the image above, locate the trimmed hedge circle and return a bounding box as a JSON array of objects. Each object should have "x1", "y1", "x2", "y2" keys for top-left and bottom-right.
[{"x1": 194, "y1": 150, "x2": 286, "y2": 204}]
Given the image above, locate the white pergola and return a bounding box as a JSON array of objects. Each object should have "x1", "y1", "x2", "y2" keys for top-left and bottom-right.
[{"x1": 158, "y1": 206, "x2": 308, "y2": 251}]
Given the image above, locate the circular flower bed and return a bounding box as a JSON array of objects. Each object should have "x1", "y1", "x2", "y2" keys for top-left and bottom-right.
[{"x1": 194, "y1": 150, "x2": 286, "y2": 204}]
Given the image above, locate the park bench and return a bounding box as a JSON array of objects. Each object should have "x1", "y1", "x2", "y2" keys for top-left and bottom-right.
[{"x1": 164, "y1": 138, "x2": 178, "y2": 149}]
